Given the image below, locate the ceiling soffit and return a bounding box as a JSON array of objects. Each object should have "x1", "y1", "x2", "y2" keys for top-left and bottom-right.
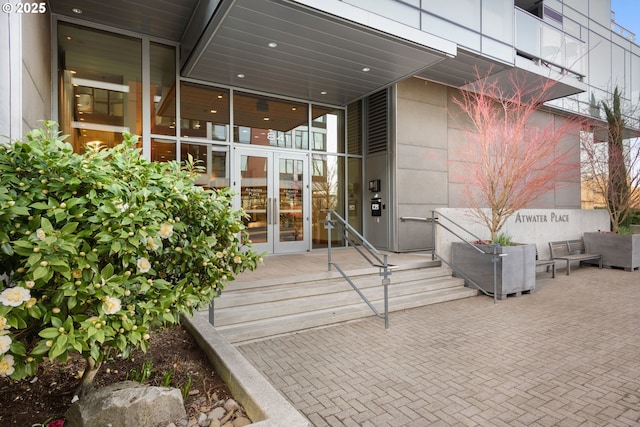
[{"x1": 181, "y1": 0, "x2": 456, "y2": 106}]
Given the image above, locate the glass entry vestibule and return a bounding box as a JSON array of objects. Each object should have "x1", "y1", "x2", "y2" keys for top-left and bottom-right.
[
  {"x1": 56, "y1": 20, "x2": 363, "y2": 255},
  {"x1": 235, "y1": 148, "x2": 309, "y2": 254}
]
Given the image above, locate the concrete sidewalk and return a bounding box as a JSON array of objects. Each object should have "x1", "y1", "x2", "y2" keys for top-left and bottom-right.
[{"x1": 237, "y1": 267, "x2": 640, "y2": 426}]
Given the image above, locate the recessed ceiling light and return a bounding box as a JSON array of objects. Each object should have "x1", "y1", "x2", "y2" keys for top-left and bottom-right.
[
  {"x1": 217, "y1": 94, "x2": 223, "y2": 99},
  {"x1": 72, "y1": 8, "x2": 82, "y2": 14},
  {"x1": 268, "y1": 42, "x2": 278, "y2": 48},
  {"x1": 263, "y1": 117, "x2": 270, "y2": 121},
  {"x1": 320, "y1": 91, "x2": 328, "y2": 95},
  {"x1": 66, "y1": 36, "x2": 72, "y2": 41},
  {"x1": 237, "y1": 73, "x2": 245, "y2": 78},
  {"x1": 210, "y1": 109, "x2": 217, "y2": 114},
  {"x1": 362, "y1": 67, "x2": 371, "y2": 72},
  {"x1": 291, "y1": 107, "x2": 297, "y2": 111}
]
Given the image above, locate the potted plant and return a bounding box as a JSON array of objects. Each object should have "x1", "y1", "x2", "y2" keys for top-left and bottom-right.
[
  {"x1": 581, "y1": 87, "x2": 640, "y2": 271},
  {"x1": 451, "y1": 233, "x2": 536, "y2": 300},
  {"x1": 448, "y1": 67, "x2": 583, "y2": 297}
]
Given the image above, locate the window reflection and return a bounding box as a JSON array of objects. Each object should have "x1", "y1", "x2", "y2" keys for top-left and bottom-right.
[
  {"x1": 150, "y1": 43, "x2": 176, "y2": 136},
  {"x1": 233, "y1": 92, "x2": 308, "y2": 149},
  {"x1": 58, "y1": 22, "x2": 141, "y2": 153},
  {"x1": 180, "y1": 83, "x2": 229, "y2": 140},
  {"x1": 312, "y1": 154, "x2": 345, "y2": 248},
  {"x1": 311, "y1": 106, "x2": 344, "y2": 153},
  {"x1": 181, "y1": 142, "x2": 229, "y2": 189},
  {"x1": 151, "y1": 139, "x2": 176, "y2": 162}
]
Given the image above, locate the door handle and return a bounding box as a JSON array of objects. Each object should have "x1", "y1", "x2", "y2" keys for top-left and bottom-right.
[
  {"x1": 267, "y1": 198, "x2": 272, "y2": 225},
  {"x1": 273, "y1": 198, "x2": 279, "y2": 225}
]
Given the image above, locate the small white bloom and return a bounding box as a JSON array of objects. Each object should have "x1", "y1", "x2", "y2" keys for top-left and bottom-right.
[
  {"x1": 0, "y1": 354, "x2": 15, "y2": 377},
  {"x1": 233, "y1": 255, "x2": 242, "y2": 264},
  {"x1": 0, "y1": 335, "x2": 11, "y2": 355},
  {"x1": 0, "y1": 316, "x2": 8, "y2": 330},
  {"x1": 0, "y1": 287, "x2": 31, "y2": 307},
  {"x1": 159, "y1": 223, "x2": 173, "y2": 239},
  {"x1": 103, "y1": 297, "x2": 122, "y2": 315},
  {"x1": 137, "y1": 257, "x2": 151, "y2": 273},
  {"x1": 25, "y1": 281, "x2": 35, "y2": 289},
  {"x1": 36, "y1": 228, "x2": 46, "y2": 240},
  {"x1": 146, "y1": 236, "x2": 160, "y2": 251}
]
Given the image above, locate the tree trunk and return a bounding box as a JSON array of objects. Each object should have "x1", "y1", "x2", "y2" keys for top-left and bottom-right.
[{"x1": 75, "y1": 357, "x2": 101, "y2": 397}]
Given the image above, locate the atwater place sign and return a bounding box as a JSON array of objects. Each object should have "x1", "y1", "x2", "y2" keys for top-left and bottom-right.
[{"x1": 514, "y1": 212, "x2": 570, "y2": 223}]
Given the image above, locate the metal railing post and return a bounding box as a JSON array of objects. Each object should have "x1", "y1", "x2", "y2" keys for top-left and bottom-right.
[
  {"x1": 382, "y1": 254, "x2": 390, "y2": 329},
  {"x1": 492, "y1": 246, "x2": 498, "y2": 305},
  {"x1": 326, "y1": 210, "x2": 332, "y2": 271},
  {"x1": 431, "y1": 210, "x2": 437, "y2": 261}
]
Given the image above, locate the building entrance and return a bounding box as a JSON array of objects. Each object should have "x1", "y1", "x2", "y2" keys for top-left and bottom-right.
[{"x1": 234, "y1": 148, "x2": 309, "y2": 254}]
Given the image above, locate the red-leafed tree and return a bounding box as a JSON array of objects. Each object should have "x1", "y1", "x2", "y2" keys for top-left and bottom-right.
[{"x1": 450, "y1": 68, "x2": 584, "y2": 242}]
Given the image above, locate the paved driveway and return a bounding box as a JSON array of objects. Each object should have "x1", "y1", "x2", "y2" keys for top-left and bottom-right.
[{"x1": 238, "y1": 267, "x2": 640, "y2": 426}]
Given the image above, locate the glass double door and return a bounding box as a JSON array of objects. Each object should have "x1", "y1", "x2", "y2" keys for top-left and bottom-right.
[{"x1": 235, "y1": 148, "x2": 309, "y2": 254}]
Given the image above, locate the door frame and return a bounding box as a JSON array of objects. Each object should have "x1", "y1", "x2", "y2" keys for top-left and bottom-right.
[{"x1": 233, "y1": 146, "x2": 310, "y2": 254}]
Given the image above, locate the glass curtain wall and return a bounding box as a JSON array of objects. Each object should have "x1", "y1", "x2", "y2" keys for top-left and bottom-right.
[
  {"x1": 57, "y1": 20, "x2": 363, "y2": 251},
  {"x1": 58, "y1": 22, "x2": 142, "y2": 153}
]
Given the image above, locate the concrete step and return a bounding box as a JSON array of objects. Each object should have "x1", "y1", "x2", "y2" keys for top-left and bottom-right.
[{"x1": 206, "y1": 264, "x2": 478, "y2": 344}]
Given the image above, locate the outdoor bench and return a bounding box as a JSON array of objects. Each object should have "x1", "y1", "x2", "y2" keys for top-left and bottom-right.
[
  {"x1": 536, "y1": 246, "x2": 556, "y2": 278},
  {"x1": 548, "y1": 239, "x2": 602, "y2": 275}
]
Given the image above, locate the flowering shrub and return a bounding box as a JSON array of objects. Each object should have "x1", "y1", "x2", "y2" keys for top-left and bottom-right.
[{"x1": 0, "y1": 122, "x2": 261, "y2": 381}]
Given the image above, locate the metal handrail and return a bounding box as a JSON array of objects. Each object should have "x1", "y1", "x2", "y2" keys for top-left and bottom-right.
[
  {"x1": 402, "y1": 211, "x2": 504, "y2": 304},
  {"x1": 324, "y1": 210, "x2": 393, "y2": 328}
]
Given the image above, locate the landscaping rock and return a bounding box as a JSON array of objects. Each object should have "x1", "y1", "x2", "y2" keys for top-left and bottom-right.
[{"x1": 64, "y1": 381, "x2": 186, "y2": 427}]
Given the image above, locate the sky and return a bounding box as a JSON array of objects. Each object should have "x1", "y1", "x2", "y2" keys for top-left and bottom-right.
[{"x1": 611, "y1": 0, "x2": 640, "y2": 39}]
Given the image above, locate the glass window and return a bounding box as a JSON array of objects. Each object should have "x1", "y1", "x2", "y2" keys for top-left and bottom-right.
[
  {"x1": 311, "y1": 154, "x2": 345, "y2": 248},
  {"x1": 58, "y1": 22, "x2": 141, "y2": 153},
  {"x1": 150, "y1": 43, "x2": 176, "y2": 136},
  {"x1": 151, "y1": 139, "x2": 176, "y2": 162},
  {"x1": 181, "y1": 142, "x2": 229, "y2": 189},
  {"x1": 233, "y1": 92, "x2": 308, "y2": 149},
  {"x1": 311, "y1": 106, "x2": 344, "y2": 153},
  {"x1": 180, "y1": 83, "x2": 229, "y2": 140}
]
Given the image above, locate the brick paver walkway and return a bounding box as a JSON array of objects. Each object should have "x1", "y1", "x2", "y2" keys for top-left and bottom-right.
[{"x1": 238, "y1": 267, "x2": 640, "y2": 426}]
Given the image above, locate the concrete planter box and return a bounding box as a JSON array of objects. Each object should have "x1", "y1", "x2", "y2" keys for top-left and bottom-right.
[
  {"x1": 451, "y1": 242, "x2": 536, "y2": 300},
  {"x1": 583, "y1": 232, "x2": 640, "y2": 271}
]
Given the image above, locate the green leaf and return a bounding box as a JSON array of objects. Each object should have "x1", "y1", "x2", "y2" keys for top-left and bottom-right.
[
  {"x1": 101, "y1": 264, "x2": 114, "y2": 278},
  {"x1": 10, "y1": 340, "x2": 26, "y2": 356},
  {"x1": 32, "y1": 266, "x2": 49, "y2": 281},
  {"x1": 39, "y1": 327, "x2": 61, "y2": 339},
  {"x1": 41, "y1": 217, "x2": 54, "y2": 234},
  {"x1": 111, "y1": 241, "x2": 121, "y2": 253},
  {"x1": 61, "y1": 222, "x2": 79, "y2": 234}
]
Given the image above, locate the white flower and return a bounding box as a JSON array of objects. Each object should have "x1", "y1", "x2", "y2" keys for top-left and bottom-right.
[
  {"x1": 159, "y1": 223, "x2": 173, "y2": 239},
  {"x1": 36, "y1": 228, "x2": 46, "y2": 240},
  {"x1": 118, "y1": 202, "x2": 129, "y2": 212},
  {"x1": 0, "y1": 316, "x2": 8, "y2": 330},
  {"x1": 0, "y1": 335, "x2": 11, "y2": 355},
  {"x1": 137, "y1": 257, "x2": 151, "y2": 273},
  {"x1": 0, "y1": 287, "x2": 31, "y2": 307},
  {"x1": 145, "y1": 236, "x2": 159, "y2": 251},
  {"x1": 25, "y1": 281, "x2": 35, "y2": 289},
  {"x1": 0, "y1": 354, "x2": 15, "y2": 377},
  {"x1": 233, "y1": 255, "x2": 242, "y2": 264},
  {"x1": 103, "y1": 297, "x2": 122, "y2": 315}
]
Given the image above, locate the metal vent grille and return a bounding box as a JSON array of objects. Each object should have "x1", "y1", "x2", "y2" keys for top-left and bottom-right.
[
  {"x1": 367, "y1": 89, "x2": 388, "y2": 154},
  {"x1": 347, "y1": 100, "x2": 362, "y2": 155}
]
